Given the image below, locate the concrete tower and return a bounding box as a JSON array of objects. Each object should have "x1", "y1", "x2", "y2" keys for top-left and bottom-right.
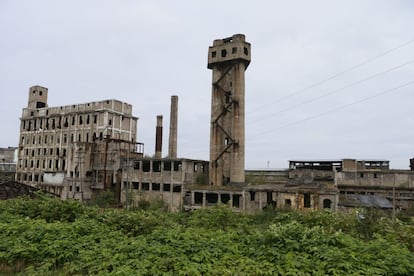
[{"x1": 207, "y1": 34, "x2": 251, "y2": 186}]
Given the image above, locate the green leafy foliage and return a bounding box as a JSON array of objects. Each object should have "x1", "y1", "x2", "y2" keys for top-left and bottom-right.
[{"x1": 1, "y1": 196, "x2": 414, "y2": 275}]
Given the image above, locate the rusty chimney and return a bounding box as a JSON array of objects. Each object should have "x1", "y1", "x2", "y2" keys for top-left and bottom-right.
[
  {"x1": 168, "y1": 95, "x2": 178, "y2": 158},
  {"x1": 155, "y1": 115, "x2": 163, "y2": 158}
]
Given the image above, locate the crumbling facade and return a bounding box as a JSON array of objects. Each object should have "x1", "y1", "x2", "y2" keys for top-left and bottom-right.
[{"x1": 16, "y1": 85, "x2": 142, "y2": 200}]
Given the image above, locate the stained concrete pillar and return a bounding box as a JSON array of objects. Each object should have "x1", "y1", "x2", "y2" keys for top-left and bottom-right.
[
  {"x1": 155, "y1": 115, "x2": 163, "y2": 158},
  {"x1": 168, "y1": 95, "x2": 178, "y2": 158}
]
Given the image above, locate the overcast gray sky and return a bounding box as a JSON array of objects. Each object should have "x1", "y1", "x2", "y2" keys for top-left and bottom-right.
[{"x1": 1, "y1": 1, "x2": 413, "y2": 169}]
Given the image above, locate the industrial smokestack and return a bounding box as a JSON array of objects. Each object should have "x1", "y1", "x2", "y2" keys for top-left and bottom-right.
[
  {"x1": 168, "y1": 95, "x2": 178, "y2": 158},
  {"x1": 155, "y1": 115, "x2": 163, "y2": 159}
]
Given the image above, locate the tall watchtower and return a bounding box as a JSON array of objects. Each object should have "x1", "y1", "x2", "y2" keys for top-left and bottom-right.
[{"x1": 207, "y1": 34, "x2": 251, "y2": 186}]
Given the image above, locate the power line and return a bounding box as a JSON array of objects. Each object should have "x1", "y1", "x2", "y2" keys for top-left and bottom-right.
[
  {"x1": 248, "y1": 80, "x2": 414, "y2": 140},
  {"x1": 247, "y1": 37, "x2": 414, "y2": 114},
  {"x1": 247, "y1": 58, "x2": 414, "y2": 124}
]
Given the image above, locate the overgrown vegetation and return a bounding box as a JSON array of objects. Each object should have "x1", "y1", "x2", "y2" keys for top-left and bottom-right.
[{"x1": 1, "y1": 195, "x2": 414, "y2": 275}]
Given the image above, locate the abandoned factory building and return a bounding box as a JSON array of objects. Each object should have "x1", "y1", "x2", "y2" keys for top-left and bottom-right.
[{"x1": 12, "y1": 34, "x2": 414, "y2": 212}]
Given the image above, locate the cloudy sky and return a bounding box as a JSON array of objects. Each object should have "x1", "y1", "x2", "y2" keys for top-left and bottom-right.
[{"x1": 1, "y1": 1, "x2": 413, "y2": 169}]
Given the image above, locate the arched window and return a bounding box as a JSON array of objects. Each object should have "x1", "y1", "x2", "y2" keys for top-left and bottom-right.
[{"x1": 323, "y1": 199, "x2": 332, "y2": 209}]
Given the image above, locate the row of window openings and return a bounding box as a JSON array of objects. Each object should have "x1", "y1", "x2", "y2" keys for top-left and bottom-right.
[
  {"x1": 193, "y1": 192, "x2": 242, "y2": 208},
  {"x1": 22, "y1": 131, "x2": 107, "y2": 146},
  {"x1": 133, "y1": 161, "x2": 182, "y2": 172},
  {"x1": 23, "y1": 148, "x2": 66, "y2": 157},
  {"x1": 30, "y1": 100, "x2": 115, "y2": 115},
  {"x1": 19, "y1": 173, "x2": 43, "y2": 182},
  {"x1": 19, "y1": 158, "x2": 66, "y2": 170},
  {"x1": 23, "y1": 114, "x2": 101, "y2": 131},
  {"x1": 211, "y1": 46, "x2": 249, "y2": 58},
  {"x1": 132, "y1": 161, "x2": 205, "y2": 173},
  {"x1": 248, "y1": 191, "x2": 322, "y2": 209},
  {"x1": 124, "y1": 182, "x2": 181, "y2": 193}
]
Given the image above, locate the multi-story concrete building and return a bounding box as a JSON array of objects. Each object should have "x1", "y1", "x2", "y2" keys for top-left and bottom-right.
[
  {"x1": 0, "y1": 147, "x2": 17, "y2": 182},
  {"x1": 16, "y1": 85, "x2": 142, "y2": 200}
]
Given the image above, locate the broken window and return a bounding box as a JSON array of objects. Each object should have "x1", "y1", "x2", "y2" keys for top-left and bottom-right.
[
  {"x1": 153, "y1": 161, "x2": 161, "y2": 172},
  {"x1": 250, "y1": 191, "x2": 255, "y2": 201},
  {"x1": 152, "y1": 183, "x2": 160, "y2": 191},
  {"x1": 163, "y1": 183, "x2": 171, "y2": 192},
  {"x1": 93, "y1": 115, "x2": 97, "y2": 124},
  {"x1": 164, "y1": 161, "x2": 171, "y2": 171},
  {"x1": 206, "y1": 193, "x2": 218, "y2": 204},
  {"x1": 86, "y1": 115, "x2": 90, "y2": 124},
  {"x1": 173, "y1": 161, "x2": 181, "y2": 171},
  {"x1": 267, "y1": 192, "x2": 273, "y2": 203},
  {"x1": 133, "y1": 161, "x2": 140, "y2": 170},
  {"x1": 173, "y1": 185, "x2": 181, "y2": 193},
  {"x1": 79, "y1": 116, "x2": 83, "y2": 125},
  {"x1": 211, "y1": 51, "x2": 217, "y2": 58},
  {"x1": 221, "y1": 194, "x2": 230, "y2": 204},
  {"x1": 232, "y1": 194, "x2": 241, "y2": 208},
  {"x1": 221, "y1": 49, "x2": 227, "y2": 57},
  {"x1": 304, "y1": 193, "x2": 311, "y2": 208},
  {"x1": 285, "y1": 199, "x2": 292, "y2": 208},
  {"x1": 195, "y1": 192, "x2": 203, "y2": 204},
  {"x1": 323, "y1": 199, "x2": 332, "y2": 209},
  {"x1": 132, "y1": 182, "x2": 139, "y2": 189},
  {"x1": 232, "y1": 47, "x2": 237, "y2": 54},
  {"x1": 143, "y1": 160, "x2": 150, "y2": 172},
  {"x1": 142, "y1": 182, "x2": 149, "y2": 191}
]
